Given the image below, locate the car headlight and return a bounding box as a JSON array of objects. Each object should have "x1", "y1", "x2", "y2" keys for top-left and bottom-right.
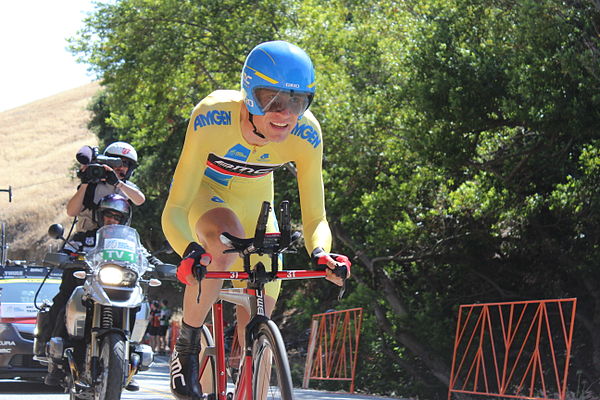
[{"x1": 98, "y1": 264, "x2": 137, "y2": 287}]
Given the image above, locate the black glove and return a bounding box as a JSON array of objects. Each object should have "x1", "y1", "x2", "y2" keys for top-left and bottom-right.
[
  {"x1": 105, "y1": 169, "x2": 120, "y2": 186},
  {"x1": 77, "y1": 169, "x2": 91, "y2": 184},
  {"x1": 311, "y1": 247, "x2": 352, "y2": 279},
  {"x1": 177, "y1": 242, "x2": 212, "y2": 285}
]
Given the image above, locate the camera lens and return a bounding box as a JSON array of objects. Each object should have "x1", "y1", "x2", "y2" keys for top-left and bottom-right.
[
  {"x1": 86, "y1": 165, "x2": 106, "y2": 182},
  {"x1": 91, "y1": 166, "x2": 104, "y2": 179}
]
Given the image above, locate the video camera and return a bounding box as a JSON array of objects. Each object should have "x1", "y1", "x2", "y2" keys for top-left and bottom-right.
[{"x1": 75, "y1": 145, "x2": 123, "y2": 184}]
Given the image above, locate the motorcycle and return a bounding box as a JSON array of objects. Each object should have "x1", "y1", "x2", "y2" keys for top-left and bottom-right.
[{"x1": 34, "y1": 223, "x2": 176, "y2": 400}]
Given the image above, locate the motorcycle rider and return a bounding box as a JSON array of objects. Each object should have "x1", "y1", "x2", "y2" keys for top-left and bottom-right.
[
  {"x1": 43, "y1": 194, "x2": 156, "y2": 390},
  {"x1": 67, "y1": 141, "x2": 145, "y2": 232}
]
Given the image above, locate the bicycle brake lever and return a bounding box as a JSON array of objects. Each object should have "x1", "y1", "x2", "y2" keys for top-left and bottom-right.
[
  {"x1": 331, "y1": 262, "x2": 347, "y2": 300},
  {"x1": 338, "y1": 280, "x2": 346, "y2": 300},
  {"x1": 193, "y1": 265, "x2": 207, "y2": 303}
]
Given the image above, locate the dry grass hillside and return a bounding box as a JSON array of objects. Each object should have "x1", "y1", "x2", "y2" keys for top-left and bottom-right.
[{"x1": 0, "y1": 82, "x2": 101, "y2": 262}]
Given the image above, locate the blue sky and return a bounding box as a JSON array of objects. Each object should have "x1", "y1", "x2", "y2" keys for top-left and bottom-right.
[{"x1": 0, "y1": 1, "x2": 97, "y2": 112}]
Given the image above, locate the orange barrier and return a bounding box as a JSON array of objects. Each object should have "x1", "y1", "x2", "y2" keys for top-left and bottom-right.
[
  {"x1": 303, "y1": 308, "x2": 363, "y2": 393},
  {"x1": 448, "y1": 298, "x2": 577, "y2": 400}
]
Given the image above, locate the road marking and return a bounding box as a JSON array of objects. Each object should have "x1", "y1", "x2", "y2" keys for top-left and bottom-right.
[{"x1": 139, "y1": 386, "x2": 174, "y2": 398}]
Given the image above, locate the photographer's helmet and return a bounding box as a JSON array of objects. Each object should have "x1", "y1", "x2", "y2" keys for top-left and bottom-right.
[
  {"x1": 104, "y1": 142, "x2": 138, "y2": 180},
  {"x1": 96, "y1": 194, "x2": 132, "y2": 227},
  {"x1": 241, "y1": 41, "x2": 316, "y2": 117}
]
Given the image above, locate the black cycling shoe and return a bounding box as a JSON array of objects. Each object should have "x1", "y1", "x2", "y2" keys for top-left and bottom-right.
[
  {"x1": 125, "y1": 377, "x2": 140, "y2": 391},
  {"x1": 44, "y1": 362, "x2": 64, "y2": 386},
  {"x1": 170, "y1": 321, "x2": 203, "y2": 400}
]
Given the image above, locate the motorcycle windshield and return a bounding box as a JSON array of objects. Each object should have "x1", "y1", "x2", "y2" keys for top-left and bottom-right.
[{"x1": 86, "y1": 225, "x2": 148, "y2": 275}]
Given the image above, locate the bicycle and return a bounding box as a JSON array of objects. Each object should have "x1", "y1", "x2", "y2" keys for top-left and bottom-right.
[{"x1": 194, "y1": 200, "x2": 348, "y2": 400}]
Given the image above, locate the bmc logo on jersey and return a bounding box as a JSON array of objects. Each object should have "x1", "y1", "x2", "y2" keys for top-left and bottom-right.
[
  {"x1": 194, "y1": 110, "x2": 232, "y2": 130},
  {"x1": 291, "y1": 123, "x2": 321, "y2": 149}
]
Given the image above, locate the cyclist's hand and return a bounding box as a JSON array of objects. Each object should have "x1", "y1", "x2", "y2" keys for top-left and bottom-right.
[
  {"x1": 177, "y1": 242, "x2": 212, "y2": 285},
  {"x1": 311, "y1": 248, "x2": 351, "y2": 287}
]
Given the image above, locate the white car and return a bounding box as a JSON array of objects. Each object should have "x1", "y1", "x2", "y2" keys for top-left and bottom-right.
[{"x1": 0, "y1": 264, "x2": 61, "y2": 380}]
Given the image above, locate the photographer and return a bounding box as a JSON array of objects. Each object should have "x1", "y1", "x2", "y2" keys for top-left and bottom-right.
[{"x1": 67, "y1": 141, "x2": 145, "y2": 232}]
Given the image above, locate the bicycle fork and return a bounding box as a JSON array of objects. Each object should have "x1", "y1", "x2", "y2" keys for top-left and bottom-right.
[
  {"x1": 211, "y1": 288, "x2": 268, "y2": 400},
  {"x1": 210, "y1": 298, "x2": 257, "y2": 400}
]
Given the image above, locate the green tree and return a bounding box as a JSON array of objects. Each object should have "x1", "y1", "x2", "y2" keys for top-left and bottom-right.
[
  {"x1": 294, "y1": 0, "x2": 600, "y2": 395},
  {"x1": 71, "y1": 0, "x2": 600, "y2": 397}
]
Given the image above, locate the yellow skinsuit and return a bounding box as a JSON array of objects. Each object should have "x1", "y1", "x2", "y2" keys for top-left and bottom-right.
[{"x1": 162, "y1": 90, "x2": 332, "y2": 299}]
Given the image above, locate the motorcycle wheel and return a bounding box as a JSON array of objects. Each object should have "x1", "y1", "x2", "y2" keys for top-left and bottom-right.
[{"x1": 95, "y1": 332, "x2": 127, "y2": 400}]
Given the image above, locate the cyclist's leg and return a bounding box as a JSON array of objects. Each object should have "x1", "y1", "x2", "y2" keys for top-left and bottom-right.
[
  {"x1": 177, "y1": 180, "x2": 252, "y2": 324},
  {"x1": 172, "y1": 185, "x2": 245, "y2": 400},
  {"x1": 181, "y1": 205, "x2": 244, "y2": 326}
]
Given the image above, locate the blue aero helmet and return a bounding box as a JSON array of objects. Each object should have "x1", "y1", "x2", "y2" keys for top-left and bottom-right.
[{"x1": 241, "y1": 40, "x2": 316, "y2": 116}]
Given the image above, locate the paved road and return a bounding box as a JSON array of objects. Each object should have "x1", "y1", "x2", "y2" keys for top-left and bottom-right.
[{"x1": 0, "y1": 355, "x2": 406, "y2": 400}]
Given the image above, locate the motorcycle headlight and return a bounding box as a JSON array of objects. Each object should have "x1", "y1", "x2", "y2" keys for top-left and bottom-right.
[{"x1": 98, "y1": 264, "x2": 137, "y2": 287}]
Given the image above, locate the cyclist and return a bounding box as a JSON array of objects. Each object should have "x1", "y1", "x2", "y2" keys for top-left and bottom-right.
[
  {"x1": 67, "y1": 141, "x2": 145, "y2": 232},
  {"x1": 162, "y1": 40, "x2": 351, "y2": 400}
]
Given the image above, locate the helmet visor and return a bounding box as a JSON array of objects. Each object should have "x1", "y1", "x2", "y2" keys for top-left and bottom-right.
[
  {"x1": 254, "y1": 88, "x2": 312, "y2": 115},
  {"x1": 101, "y1": 210, "x2": 127, "y2": 225}
]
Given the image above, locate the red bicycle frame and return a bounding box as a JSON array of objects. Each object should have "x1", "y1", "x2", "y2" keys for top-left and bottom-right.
[{"x1": 203, "y1": 269, "x2": 327, "y2": 400}]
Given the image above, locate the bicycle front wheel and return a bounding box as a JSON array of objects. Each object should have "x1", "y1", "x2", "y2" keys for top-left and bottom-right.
[
  {"x1": 199, "y1": 324, "x2": 217, "y2": 398},
  {"x1": 252, "y1": 320, "x2": 293, "y2": 400}
]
